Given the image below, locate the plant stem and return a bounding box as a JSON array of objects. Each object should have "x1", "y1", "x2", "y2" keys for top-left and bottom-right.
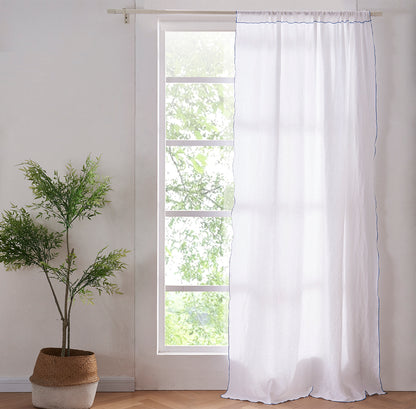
[
  {"x1": 61, "y1": 319, "x2": 67, "y2": 357},
  {"x1": 41, "y1": 267, "x2": 64, "y2": 321},
  {"x1": 67, "y1": 296, "x2": 74, "y2": 357},
  {"x1": 62, "y1": 228, "x2": 71, "y2": 357}
]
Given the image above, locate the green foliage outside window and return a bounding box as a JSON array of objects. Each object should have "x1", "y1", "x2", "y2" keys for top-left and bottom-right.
[
  {"x1": 164, "y1": 32, "x2": 235, "y2": 346},
  {"x1": 166, "y1": 292, "x2": 229, "y2": 346}
]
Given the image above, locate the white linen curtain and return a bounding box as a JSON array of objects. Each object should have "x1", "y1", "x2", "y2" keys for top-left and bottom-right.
[{"x1": 223, "y1": 11, "x2": 384, "y2": 404}]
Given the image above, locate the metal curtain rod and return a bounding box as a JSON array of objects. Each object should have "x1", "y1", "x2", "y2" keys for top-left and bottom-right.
[{"x1": 107, "y1": 8, "x2": 383, "y2": 24}]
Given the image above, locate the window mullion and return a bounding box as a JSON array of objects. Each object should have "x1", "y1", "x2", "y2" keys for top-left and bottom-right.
[
  {"x1": 159, "y1": 26, "x2": 167, "y2": 353},
  {"x1": 166, "y1": 140, "x2": 233, "y2": 147},
  {"x1": 166, "y1": 285, "x2": 229, "y2": 292},
  {"x1": 166, "y1": 76, "x2": 234, "y2": 84},
  {"x1": 166, "y1": 210, "x2": 231, "y2": 218}
]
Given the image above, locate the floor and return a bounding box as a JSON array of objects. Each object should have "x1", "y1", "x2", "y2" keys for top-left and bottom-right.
[{"x1": 0, "y1": 391, "x2": 415, "y2": 409}]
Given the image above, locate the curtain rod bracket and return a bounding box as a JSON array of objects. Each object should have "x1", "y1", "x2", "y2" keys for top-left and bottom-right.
[
  {"x1": 122, "y1": 8, "x2": 129, "y2": 24},
  {"x1": 107, "y1": 8, "x2": 131, "y2": 23}
]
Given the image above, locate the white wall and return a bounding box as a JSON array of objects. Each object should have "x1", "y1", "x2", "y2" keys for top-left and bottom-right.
[
  {"x1": 364, "y1": 0, "x2": 416, "y2": 391},
  {"x1": 0, "y1": 0, "x2": 415, "y2": 391},
  {"x1": 0, "y1": 0, "x2": 136, "y2": 381}
]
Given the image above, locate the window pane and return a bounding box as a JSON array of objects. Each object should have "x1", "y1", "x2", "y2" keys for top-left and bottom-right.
[
  {"x1": 165, "y1": 217, "x2": 232, "y2": 286},
  {"x1": 166, "y1": 146, "x2": 234, "y2": 211},
  {"x1": 166, "y1": 32, "x2": 235, "y2": 77},
  {"x1": 165, "y1": 291, "x2": 229, "y2": 346},
  {"x1": 166, "y1": 83, "x2": 234, "y2": 140}
]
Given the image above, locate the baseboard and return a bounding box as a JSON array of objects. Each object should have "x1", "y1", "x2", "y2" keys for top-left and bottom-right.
[
  {"x1": 0, "y1": 378, "x2": 32, "y2": 393},
  {"x1": 97, "y1": 377, "x2": 135, "y2": 392},
  {"x1": 0, "y1": 377, "x2": 135, "y2": 393}
]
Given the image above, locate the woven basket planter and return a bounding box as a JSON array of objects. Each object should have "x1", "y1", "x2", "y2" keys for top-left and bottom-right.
[{"x1": 30, "y1": 348, "x2": 99, "y2": 409}]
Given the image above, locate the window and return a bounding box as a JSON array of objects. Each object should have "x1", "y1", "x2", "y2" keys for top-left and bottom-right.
[{"x1": 158, "y1": 24, "x2": 235, "y2": 353}]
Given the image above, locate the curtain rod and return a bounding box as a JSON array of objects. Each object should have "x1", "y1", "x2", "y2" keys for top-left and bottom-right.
[{"x1": 107, "y1": 8, "x2": 383, "y2": 24}]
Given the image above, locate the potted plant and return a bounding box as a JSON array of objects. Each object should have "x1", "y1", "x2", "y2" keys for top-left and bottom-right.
[{"x1": 0, "y1": 156, "x2": 128, "y2": 409}]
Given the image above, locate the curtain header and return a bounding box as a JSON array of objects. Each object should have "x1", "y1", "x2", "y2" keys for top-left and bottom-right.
[{"x1": 236, "y1": 11, "x2": 371, "y2": 24}]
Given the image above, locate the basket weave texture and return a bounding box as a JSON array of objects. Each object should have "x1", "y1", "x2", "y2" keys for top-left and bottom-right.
[{"x1": 30, "y1": 348, "x2": 99, "y2": 387}]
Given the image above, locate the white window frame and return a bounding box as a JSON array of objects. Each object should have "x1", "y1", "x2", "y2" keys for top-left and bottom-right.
[{"x1": 158, "y1": 20, "x2": 235, "y2": 354}]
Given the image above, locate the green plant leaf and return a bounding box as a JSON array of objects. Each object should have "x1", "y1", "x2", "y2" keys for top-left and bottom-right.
[
  {"x1": 20, "y1": 155, "x2": 111, "y2": 229},
  {"x1": 0, "y1": 207, "x2": 63, "y2": 270}
]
